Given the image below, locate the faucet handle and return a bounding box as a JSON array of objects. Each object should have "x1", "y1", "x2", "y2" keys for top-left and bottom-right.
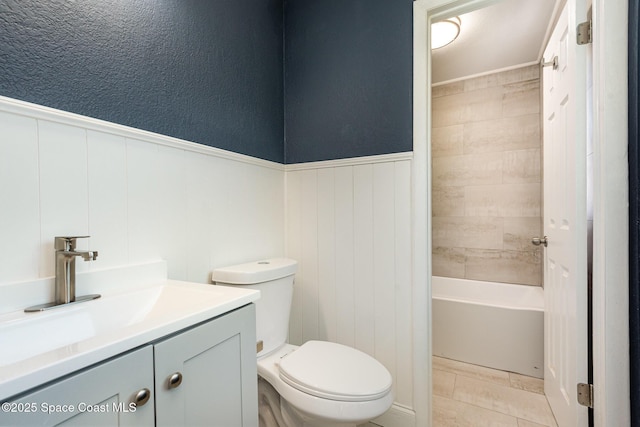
[{"x1": 55, "y1": 236, "x2": 90, "y2": 251}]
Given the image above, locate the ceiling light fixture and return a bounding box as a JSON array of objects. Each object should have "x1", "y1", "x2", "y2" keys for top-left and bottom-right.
[{"x1": 431, "y1": 16, "x2": 461, "y2": 50}]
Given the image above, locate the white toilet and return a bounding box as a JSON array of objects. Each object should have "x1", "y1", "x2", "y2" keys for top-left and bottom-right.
[{"x1": 212, "y1": 258, "x2": 393, "y2": 427}]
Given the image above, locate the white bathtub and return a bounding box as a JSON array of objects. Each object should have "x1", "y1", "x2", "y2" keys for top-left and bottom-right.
[{"x1": 432, "y1": 276, "x2": 544, "y2": 378}]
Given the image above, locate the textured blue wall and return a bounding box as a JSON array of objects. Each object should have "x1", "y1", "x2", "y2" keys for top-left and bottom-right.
[
  {"x1": 284, "y1": 0, "x2": 413, "y2": 163},
  {"x1": 0, "y1": 0, "x2": 284, "y2": 163}
]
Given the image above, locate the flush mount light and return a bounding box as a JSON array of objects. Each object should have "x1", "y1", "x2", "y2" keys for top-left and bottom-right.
[{"x1": 431, "y1": 16, "x2": 461, "y2": 49}]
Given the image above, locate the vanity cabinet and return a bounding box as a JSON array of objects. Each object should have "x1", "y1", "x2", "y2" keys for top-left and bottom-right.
[
  {"x1": 154, "y1": 303, "x2": 258, "y2": 426},
  {"x1": 2, "y1": 346, "x2": 155, "y2": 426},
  {"x1": 1, "y1": 304, "x2": 257, "y2": 427}
]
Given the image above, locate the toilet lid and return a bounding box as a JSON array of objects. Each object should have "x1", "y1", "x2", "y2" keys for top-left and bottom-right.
[{"x1": 278, "y1": 341, "x2": 392, "y2": 402}]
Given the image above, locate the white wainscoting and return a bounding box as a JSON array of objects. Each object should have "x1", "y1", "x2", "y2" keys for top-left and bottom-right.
[
  {"x1": 0, "y1": 96, "x2": 285, "y2": 304},
  {"x1": 285, "y1": 153, "x2": 415, "y2": 419},
  {"x1": 0, "y1": 96, "x2": 419, "y2": 424}
]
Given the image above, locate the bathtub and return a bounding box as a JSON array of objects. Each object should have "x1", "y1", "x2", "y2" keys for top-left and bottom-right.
[{"x1": 432, "y1": 276, "x2": 544, "y2": 378}]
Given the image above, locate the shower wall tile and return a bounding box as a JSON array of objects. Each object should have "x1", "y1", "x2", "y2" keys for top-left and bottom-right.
[
  {"x1": 465, "y1": 249, "x2": 541, "y2": 286},
  {"x1": 503, "y1": 149, "x2": 541, "y2": 184},
  {"x1": 432, "y1": 186, "x2": 465, "y2": 217},
  {"x1": 432, "y1": 217, "x2": 503, "y2": 250},
  {"x1": 431, "y1": 65, "x2": 542, "y2": 286},
  {"x1": 503, "y1": 80, "x2": 541, "y2": 117},
  {"x1": 432, "y1": 247, "x2": 466, "y2": 278},
  {"x1": 503, "y1": 218, "x2": 542, "y2": 251},
  {"x1": 432, "y1": 86, "x2": 503, "y2": 128},
  {"x1": 432, "y1": 125, "x2": 464, "y2": 158},
  {"x1": 463, "y1": 114, "x2": 540, "y2": 155},
  {"x1": 463, "y1": 64, "x2": 540, "y2": 92},
  {"x1": 432, "y1": 81, "x2": 465, "y2": 98},
  {"x1": 433, "y1": 153, "x2": 502, "y2": 187},
  {"x1": 465, "y1": 184, "x2": 541, "y2": 217}
]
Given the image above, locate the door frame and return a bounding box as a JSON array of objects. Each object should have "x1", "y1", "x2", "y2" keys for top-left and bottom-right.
[
  {"x1": 413, "y1": 0, "x2": 630, "y2": 425},
  {"x1": 629, "y1": 0, "x2": 640, "y2": 424},
  {"x1": 590, "y1": 1, "x2": 630, "y2": 425}
]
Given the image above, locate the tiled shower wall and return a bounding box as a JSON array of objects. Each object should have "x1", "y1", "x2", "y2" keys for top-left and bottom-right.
[{"x1": 431, "y1": 65, "x2": 542, "y2": 286}]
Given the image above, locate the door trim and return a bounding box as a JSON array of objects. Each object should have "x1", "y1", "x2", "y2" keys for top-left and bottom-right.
[
  {"x1": 414, "y1": 0, "x2": 630, "y2": 425},
  {"x1": 591, "y1": 1, "x2": 630, "y2": 426},
  {"x1": 629, "y1": 0, "x2": 640, "y2": 424},
  {"x1": 412, "y1": 3, "x2": 430, "y2": 425}
]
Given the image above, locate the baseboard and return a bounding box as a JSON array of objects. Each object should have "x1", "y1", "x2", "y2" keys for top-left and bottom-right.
[{"x1": 371, "y1": 403, "x2": 416, "y2": 427}]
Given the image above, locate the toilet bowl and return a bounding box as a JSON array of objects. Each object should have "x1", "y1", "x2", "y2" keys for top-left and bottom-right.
[
  {"x1": 212, "y1": 259, "x2": 394, "y2": 427},
  {"x1": 258, "y1": 343, "x2": 393, "y2": 427}
]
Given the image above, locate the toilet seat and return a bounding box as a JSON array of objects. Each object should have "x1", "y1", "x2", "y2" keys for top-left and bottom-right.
[{"x1": 279, "y1": 340, "x2": 392, "y2": 402}]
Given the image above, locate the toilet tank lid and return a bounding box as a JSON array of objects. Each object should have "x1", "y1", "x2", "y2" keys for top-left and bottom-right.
[{"x1": 212, "y1": 258, "x2": 297, "y2": 284}]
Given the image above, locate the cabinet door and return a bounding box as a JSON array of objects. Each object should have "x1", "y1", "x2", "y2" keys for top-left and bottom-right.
[
  {"x1": 154, "y1": 304, "x2": 257, "y2": 427},
  {"x1": 1, "y1": 346, "x2": 155, "y2": 426}
]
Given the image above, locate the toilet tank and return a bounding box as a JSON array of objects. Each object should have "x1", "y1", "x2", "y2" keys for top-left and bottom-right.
[{"x1": 212, "y1": 259, "x2": 297, "y2": 357}]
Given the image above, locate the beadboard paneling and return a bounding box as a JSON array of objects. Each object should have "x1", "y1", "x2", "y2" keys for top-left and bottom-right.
[
  {"x1": 38, "y1": 120, "x2": 91, "y2": 277},
  {"x1": 87, "y1": 130, "x2": 129, "y2": 270},
  {"x1": 285, "y1": 158, "x2": 413, "y2": 408},
  {"x1": 334, "y1": 166, "x2": 356, "y2": 346},
  {"x1": 0, "y1": 112, "x2": 40, "y2": 283},
  {"x1": 316, "y1": 168, "x2": 337, "y2": 342},
  {"x1": 0, "y1": 99, "x2": 285, "y2": 300}
]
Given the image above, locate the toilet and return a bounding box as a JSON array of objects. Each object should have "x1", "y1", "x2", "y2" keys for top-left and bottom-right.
[{"x1": 212, "y1": 258, "x2": 393, "y2": 427}]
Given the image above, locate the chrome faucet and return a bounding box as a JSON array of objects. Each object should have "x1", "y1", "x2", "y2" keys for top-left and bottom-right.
[
  {"x1": 25, "y1": 236, "x2": 101, "y2": 312},
  {"x1": 54, "y1": 236, "x2": 98, "y2": 304}
]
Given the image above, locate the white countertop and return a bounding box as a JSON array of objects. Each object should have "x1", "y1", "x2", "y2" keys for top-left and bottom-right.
[{"x1": 0, "y1": 279, "x2": 259, "y2": 400}]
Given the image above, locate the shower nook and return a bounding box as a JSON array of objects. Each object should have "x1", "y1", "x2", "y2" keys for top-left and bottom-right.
[{"x1": 430, "y1": 62, "x2": 545, "y2": 377}]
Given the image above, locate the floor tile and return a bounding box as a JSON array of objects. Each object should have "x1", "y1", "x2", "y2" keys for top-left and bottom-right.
[
  {"x1": 510, "y1": 372, "x2": 545, "y2": 394},
  {"x1": 517, "y1": 418, "x2": 551, "y2": 427},
  {"x1": 452, "y1": 375, "x2": 556, "y2": 426},
  {"x1": 433, "y1": 356, "x2": 511, "y2": 387},
  {"x1": 433, "y1": 369, "x2": 456, "y2": 398},
  {"x1": 433, "y1": 395, "x2": 519, "y2": 427}
]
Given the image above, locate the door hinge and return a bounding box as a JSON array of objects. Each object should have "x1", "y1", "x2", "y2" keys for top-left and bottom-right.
[
  {"x1": 577, "y1": 383, "x2": 594, "y2": 408},
  {"x1": 577, "y1": 20, "x2": 592, "y2": 45}
]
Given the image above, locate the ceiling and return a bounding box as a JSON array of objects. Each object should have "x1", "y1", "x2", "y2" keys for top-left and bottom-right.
[{"x1": 431, "y1": 0, "x2": 559, "y2": 84}]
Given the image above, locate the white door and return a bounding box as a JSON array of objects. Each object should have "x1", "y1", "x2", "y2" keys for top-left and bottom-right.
[{"x1": 542, "y1": 1, "x2": 589, "y2": 426}]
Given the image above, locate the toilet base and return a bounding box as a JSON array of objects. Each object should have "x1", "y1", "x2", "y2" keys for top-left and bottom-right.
[
  {"x1": 258, "y1": 377, "x2": 287, "y2": 427},
  {"x1": 281, "y1": 399, "x2": 361, "y2": 427},
  {"x1": 259, "y1": 377, "x2": 360, "y2": 427}
]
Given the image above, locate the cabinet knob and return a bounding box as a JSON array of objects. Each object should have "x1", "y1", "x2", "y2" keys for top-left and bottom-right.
[
  {"x1": 132, "y1": 388, "x2": 151, "y2": 407},
  {"x1": 167, "y1": 372, "x2": 183, "y2": 389}
]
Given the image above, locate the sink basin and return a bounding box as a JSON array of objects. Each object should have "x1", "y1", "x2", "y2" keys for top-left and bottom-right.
[
  {"x1": 0, "y1": 280, "x2": 259, "y2": 399},
  {"x1": 0, "y1": 284, "x2": 226, "y2": 367}
]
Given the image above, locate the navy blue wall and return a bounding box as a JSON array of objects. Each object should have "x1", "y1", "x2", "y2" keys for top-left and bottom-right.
[
  {"x1": 0, "y1": 0, "x2": 284, "y2": 163},
  {"x1": 284, "y1": 0, "x2": 413, "y2": 164}
]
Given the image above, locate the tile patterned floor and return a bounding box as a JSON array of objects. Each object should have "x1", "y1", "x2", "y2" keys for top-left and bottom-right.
[{"x1": 433, "y1": 356, "x2": 558, "y2": 427}]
